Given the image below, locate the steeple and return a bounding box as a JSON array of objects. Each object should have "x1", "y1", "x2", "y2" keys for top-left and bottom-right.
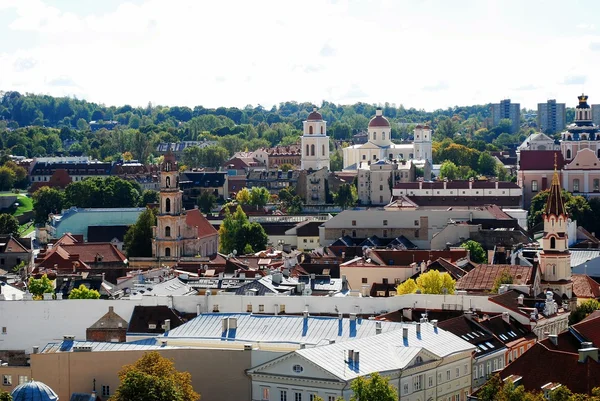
[{"x1": 544, "y1": 153, "x2": 566, "y2": 218}]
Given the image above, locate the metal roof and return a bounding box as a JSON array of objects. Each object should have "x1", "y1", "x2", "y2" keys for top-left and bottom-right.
[
  {"x1": 273, "y1": 322, "x2": 475, "y2": 380},
  {"x1": 166, "y1": 313, "x2": 407, "y2": 346},
  {"x1": 40, "y1": 339, "x2": 170, "y2": 353},
  {"x1": 570, "y1": 249, "x2": 600, "y2": 268}
]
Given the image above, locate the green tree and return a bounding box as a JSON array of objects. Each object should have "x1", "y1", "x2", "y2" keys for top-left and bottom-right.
[
  {"x1": 140, "y1": 190, "x2": 159, "y2": 206},
  {"x1": 235, "y1": 188, "x2": 251, "y2": 205},
  {"x1": 496, "y1": 162, "x2": 508, "y2": 181},
  {"x1": 396, "y1": 270, "x2": 456, "y2": 295},
  {"x1": 0, "y1": 389, "x2": 13, "y2": 401},
  {"x1": 28, "y1": 274, "x2": 54, "y2": 299},
  {"x1": 0, "y1": 165, "x2": 16, "y2": 191},
  {"x1": 330, "y1": 149, "x2": 343, "y2": 172},
  {"x1": 124, "y1": 208, "x2": 157, "y2": 257},
  {"x1": 461, "y1": 240, "x2": 487, "y2": 263},
  {"x1": 197, "y1": 191, "x2": 216, "y2": 214},
  {"x1": 569, "y1": 299, "x2": 600, "y2": 325},
  {"x1": 477, "y1": 152, "x2": 498, "y2": 176},
  {"x1": 492, "y1": 268, "x2": 514, "y2": 293},
  {"x1": 334, "y1": 183, "x2": 357, "y2": 209},
  {"x1": 111, "y1": 351, "x2": 199, "y2": 401},
  {"x1": 278, "y1": 187, "x2": 303, "y2": 214},
  {"x1": 249, "y1": 187, "x2": 270, "y2": 208},
  {"x1": 0, "y1": 214, "x2": 19, "y2": 236},
  {"x1": 32, "y1": 186, "x2": 65, "y2": 225},
  {"x1": 528, "y1": 189, "x2": 591, "y2": 232},
  {"x1": 350, "y1": 372, "x2": 397, "y2": 401},
  {"x1": 3, "y1": 161, "x2": 28, "y2": 188},
  {"x1": 439, "y1": 160, "x2": 459, "y2": 180},
  {"x1": 68, "y1": 284, "x2": 100, "y2": 299},
  {"x1": 436, "y1": 117, "x2": 459, "y2": 139},
  {"x1": 218, "y1": 206, "x2": 267, "y2": 254}
]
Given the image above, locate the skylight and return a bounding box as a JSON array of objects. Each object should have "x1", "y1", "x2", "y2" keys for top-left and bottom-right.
[
  {"x1": 485, "y1": 342, "x2": 495, "y2": 348},
  {"x1": 479, "y1": 344, "x2": 488, "y2": 350}
]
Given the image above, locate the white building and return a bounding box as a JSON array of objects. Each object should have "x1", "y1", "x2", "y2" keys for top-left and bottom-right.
[
  {"x1": 248, "y1": 320, "x2": 475, "y2": 401},
  {"x1": 342, "y1": 109, "x2": 432, "y2": 169},
  {"x1": 301, "y1": 108, "x2": 330, "y2": 171}
]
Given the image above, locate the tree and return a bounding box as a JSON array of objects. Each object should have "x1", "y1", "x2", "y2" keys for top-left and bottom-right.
[
  {"x1": 334, "y1": 183, "x2": 357, "y2": 209},
  {"x1": 197, "y1": 191, "x2": 216, "y2": 214},
  {"x1": 3, "y1": 161, "x2": 28, "y2": 188},
  {"x1": 249, "y1": 187, "x2": 270, "y2": 208},
  {"x1": 477, "y1": 152, "x2": 498, "y2": 176},
  {"x1": 569, "y1": 299, "x2": 600, "y2": 325},
  {"x1": 496, "y1": 162, "x2": 508, "y2": 181},
  {"x1": 0, "y1": 214, "x2": 19, "y2": 236},
  {"x1": 235, "y1": 188, "x2": 251, "y2": 205},
  {"x1": 436, "y1": 118, "x2": 459, "y2": 139},
  {"x1": 124, "y1": 208, "x2": 157, "y2": 257},
  {"x1": 279, "y1": 187, "x2": 303, "y2": 214},
  {"x1": 461, "y1": 240, "x2": 487, "y2": 263},
  {"x1": 350, "y1": 373, "x2": 397, "y2": 401},
  {"x1": 330, "y1": 149, "x2": 344, "y2": 172},
  {"x1": 32, "y1": 186, "x2": 65, "y2": 225},
  {"x1": 68, "y1": 284, "x2": 100, "y2": 299},
  {"x1": 439, "y1": 160, "x2": 459, "y2": 180},
  {"x1": 396, "y1": 270, "x2": 456, "y2": 295},
  {"x1": 140, "y1": 190, "x2": 159, "y2": 206},
  {"x1": 111, "y1": 351, "x2": 199, "y2": 401},
  {"x1": 0, "y1": 390, "x2": 13, "y2": 401},
  {"x1": 28, "y1": 274, "x2": 54, "y2": 299},
  {"x1": 0, "y1": 165, "x2": 16, "y2": 191},
  {"x1": 218, "y1": 206, "x2": 268, "y2": 254},
  {"x1": 528, "y1": 189, "x2": 591, "y2": 232},
  {"x1": 492, "y1": 268, "x2": 514, "y2": 294}
]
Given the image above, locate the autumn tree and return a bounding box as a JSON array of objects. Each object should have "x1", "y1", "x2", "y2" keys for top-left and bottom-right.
[
  {"x1": 491, "y1": 269, "x2": 514, "y2": 294},
  {"x1": 569, "y1": 299, "x2": 600, "y2": 325},
  {"x1": 110, "y1": 351, "x2": 199, "y2": 401},
  {"x1": 235, "y1": 188, "x2": 251, "y2": 205},
  {"x1": 0, "y1": 390, "x2": 13, "y2": 401},
  {"x1": 350, "y1": 373, "x2": 397, "y2": 401},
  {"x1": 0, "y1": 214, "x2": 20, "y2": 236},
  {"x1": 0, "y1": 165, "x2": 16, "y2": 191},
  {"x1": 28, "y1": 274, "x2": 54, "y2": 299},
  {"x1": 68, "y1": 284, "x2": 100, "y2": 299},
  {"x1": 396, "y1": 270, "x2": 456, "y2": 295},
  {"x1": 461, "y1": 240, "x2": 487, "y2": 263},
  {"x1": 124, "y1": 208, "x2": 157, "y2": 257}
]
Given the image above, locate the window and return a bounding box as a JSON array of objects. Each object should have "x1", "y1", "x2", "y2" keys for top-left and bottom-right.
[
  {"x1": 373, "y1": 132, "x2": 377, "y2": 140},
  {"x1": 403, "y1": 383, "x2": 409, "y2": 395},
  {"x1": 379, "y1": 185, "x2": 383, "y2": 191},
  {"x1": 259, "y1": 305, "x2": 265, "y2": 312},
  {"x1": 310, "y1": 395, "x2": 317, "y2": 401},
  {"x1": 567, "y1": 149, "x2": 572, "y2": 159},
  {"x1": 280, "y1": 304, "x2": 286, "y2": 313},
  {"x1": 165, "y1": 226, "x2": 171, "y2": 237},
  {"x1": 352, "y1": 230, "x2": 356, "y2": 237},
  {"x1": 486, "y1": 361, "x2": 491, "y2": 376},
  {"x1": 382, "y1": 132, "x2": 386, "y2": 140},
  {"x1": 493, "y1": 359, "x2": 498, "y2": 371},
  {"x1": 362, "y1": 155, "x2": 366, "y2": 160},
  {"x1": 531, "y1": 180, "x2": 538, "y2": 192},
  {"x1": 165, "y1": 198, "x2": 171, "y2": 213},
  {"x1": 383, "y1": 229, "x2": 388, "y2": 238},
  {"x1": 295, "y1": 392, "x2": 302, "y2": 401},
  {"x1": 328, "y1": 397, "x2": 336, "y2": 401},
  {"x1": 382, "y1": 278, "x2": 389, "y2": 284},
  {"x1": 352, "y1": 220, "x2": 356, "y2": 226},
  {"x1": 428, "y1": 376, "x2": 433, "y2": 388},
  {"x1": 309, "y1": 126, "x2": 313, "y2": 135},
  {"x1": 383, "y1": 219, "x2": 388, "y2": 226},
  {"x1": 446, "y1": 370, "x2": 450, "y2": 380},
  {"x1": 280, "y1": 390, "x2": 288, "y2": 401},
  {"x1": 1, "y1": 327, "x2": 6, "y2": 334},
  {"x1": 413, "y1": 375, "x2": 423, "y2": 391},
  {"x1": 456, "y1": 367, "x2": 460, "y2": 378},
  {"x1": 573, "y1": 179, "x2": 580, "y2": 192},
  {"x1": 247, "y1": 304, "x2": 253, "y2": 312},
  {"x1": 320, "y1": 126, "x2": 324, "y2": 134},
  {"x1": 414, "y1": 220, "x2": 419, "y2": 226},
  {"x1": 464, "y1": 364, "x2": 468, "y2": 374},
  {"x1": 166, "y1": 176, "x2": 171, "y2": 188},
  {"x1": 292, "y1": 364, "x2": 303, "y2": 373},
  {"x1": 550, "y1": 237, "x2": 556, "y2": 249},
  {"x1": 362, "y1": 278, "x2": 368, "y2": 284},
  {"x1": 322, "y1": 144, "x2": 325, "y2": 156},
  {"x1": 18, "y1": 376, "x2": 27, "y2": 385},
  {"x1": 595, "y1": 179, "x2": 600, "y2": 192},
  {"x1": 311, "y1": 144, "x2": 315, "y2": 156},
  {"x1": 520, "y1": 346, "x2": 524, "y2": 355},
  {"x1": 479, "y1": 364, "x2": 484, "y2": 378},
  {"x1": 165, "y1": 247, "x2": 171, "y2": 257},
  {"x1": 102, "y1": 385, "x2": 110, "y2": 397},
  {"x1": 262, "y1": 387, "x2": 270, "y2": 400},
  {"x1": 2, "y1": 375, "x2": 11, "y2": 386},
  {"x1": 306, "y1": 144, "x2": 310, "y2": 155},
  {"x1": 415, "y1": 230, "x2": 419, "y2": 238}
]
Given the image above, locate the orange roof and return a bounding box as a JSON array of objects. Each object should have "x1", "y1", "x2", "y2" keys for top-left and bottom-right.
[
  {"x1": 185, "y1": 208, "x2": 218, "y2": 239},
  {"x1": 572, "y1": 274, "x2": 600, "y2": 299}
]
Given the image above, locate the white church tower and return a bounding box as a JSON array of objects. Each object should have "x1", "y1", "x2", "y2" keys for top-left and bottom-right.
[
  {"x1": 301, "y1": 107, "x2": 330, "y2": 171},
  {"x1": 413, "y1": 124, "x2": 433, "y2": 164}
]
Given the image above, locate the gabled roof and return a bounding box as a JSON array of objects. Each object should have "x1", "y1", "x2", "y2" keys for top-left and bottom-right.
[
  {"x1": 519, "y1": 150, "x2": 564, "y2": 170},
  {"x1": 128, "y1": 305, "x2": 186, "y2": 334},
  {"x1": 456, "y1": 265, "x2": 534, "y2": 292},
  {"x1": 88, "y1": 306, "x2": 128, "y2": 330},
  {"x1": 426, "y1": 258, "x2": 468, "y2": 280},
  {"x1": 0, "y1": 235, "x2": 29, "y2": 253},
  {"x1": 87, "y1": 225, "x2": 129, "y2": 243},
  {"x1": 185, "y1": 208, "x2": 218, "y2": 239},
  {"x1": 572, "y1": 274, "x2": 600, "y2": 299},
  {"x1": 476, "y1": 314, "x2": 535, "y2": 347},
  {"x1": 438, "y1": 315, "x2": 505, "y2": 358}
]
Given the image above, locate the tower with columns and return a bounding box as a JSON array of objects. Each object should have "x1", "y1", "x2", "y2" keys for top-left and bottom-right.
[{"x1": 301, "y1": 107, "x2": 330, "y2": 171}]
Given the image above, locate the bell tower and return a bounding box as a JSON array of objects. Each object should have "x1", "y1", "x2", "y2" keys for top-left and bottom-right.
[
  {"x1": 153, "y1": 151, "x2": 185, "y2": 259},
  {"x1": 539, "y1": 154, "x2": 572, "y2": 299},
  {"x1": 301, "y1": 107, "x2": 330, "y2": 171}
]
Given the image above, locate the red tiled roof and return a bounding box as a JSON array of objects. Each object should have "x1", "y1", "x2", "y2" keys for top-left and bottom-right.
[
  {"x1": 307, "y1": 109, "x2": 323, "y2": 121},
  {"x1": 185, "y1": 208, "x2": 219, "y2": 239},
  {"x1": 572, "y1": 274, "x2": 600, "y2": 299},
  {"x1": 519, "y1": 150, "x2": 564, "y2": 170},
  {"x1": 571, "y1": 313, "x2": 600, "y2": 348},
  {"x1": 368, "y1": 113, "x2": 390, "y2": 128},
  {"x1": 456, "y1": 264, "x2": 534, "y2": 291}
]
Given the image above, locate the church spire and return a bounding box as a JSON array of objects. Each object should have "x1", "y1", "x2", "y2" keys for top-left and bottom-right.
[{"x1": 544, "y1": 153, "x2": 566, "y2": 217}]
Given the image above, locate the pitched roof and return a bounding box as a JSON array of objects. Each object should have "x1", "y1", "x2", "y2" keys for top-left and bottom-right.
[
  {"x1": 294, "y1": 220, "x2": 322, "y2": 237},
  {"x1": 438, "y1": 315, "x2": 505, "y2": 357},
  {"x1": 0, "y1": 235, "x2": 29, "y2": 253},
  {"x1": 572, "y1": 274, "x2": 600, "y2": 299},
  {"x1": 88, "y1": 306, "x2": 128, "y2": 330},
  {"x1": 127, "y1": 305, "x2": 186, "y2": 334},
  {"x1": 544, "y1": 169, "x2": 566, "y2": 217},
  {"x1": 185, "y1": 208, "x2": 218, "y2": 239},
  {"x1": 87, "y1": 225, "x2": 130, "y2": 243},
  {"x1": 456, "y1": 265, "x2": 534, "y2": 292},
  {"x1": 519, "y1": 150, "x2": 564, "y2": 170}
]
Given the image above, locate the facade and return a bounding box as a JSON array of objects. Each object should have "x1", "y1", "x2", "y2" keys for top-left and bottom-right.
[
  {"x1": 86, "y1": 306, "x2": 128, "y2": 342},
  {"x1": 152, "y1": 152, "x2": 219, "y2": 260},
  {"x1": 342, "y1": 109, "x2": 432, "y2": 169},
  {"x1": 246, "y1": 170, "x2": 300, "y2": 194},
  {"x1": 29, "y1": 159, "x2": 111, "y2": 184},
  {"x1": 537, "y1": 99, "x2": 566, "y2": 134},
  {"x1": 252, "y1": 145, "x2": 302, "y2": 170},
  {"x1": 156, "y1": 140, "x2": 218, "y2": 156},
  {"x1": 301, "y1": 108, "x2": 330, "y2": 171},
  {"x1": 491, "y1": 99, "x2": 520, "y2": 134},
  {"x1": 357, "y1": 160, "x2": 412, "y2": 206},
  {"x1": 248, "y1": 321, "x2": 475, "y2": 401},
  {"x1": 179, "y1": 171, "x2": 229, "y2": 207},
  {"x1": 0, "y1": 236, "x2": 31, "y2": 272}
]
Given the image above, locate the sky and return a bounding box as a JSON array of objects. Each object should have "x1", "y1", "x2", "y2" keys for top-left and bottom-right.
[{"x1": 1, "y1": 0, "x2": 600, "y2": 111}]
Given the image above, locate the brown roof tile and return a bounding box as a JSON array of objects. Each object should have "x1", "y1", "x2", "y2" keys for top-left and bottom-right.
[
  {"x1": 456, "y1": 265, "x2": 533, "y2": 292},
  {"x1": 572, "y1": 274, "x2": 600, "y2": 299}
]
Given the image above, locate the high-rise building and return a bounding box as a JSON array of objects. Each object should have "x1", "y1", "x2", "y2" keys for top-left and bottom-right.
[
  {"x1": 491, "y1": 99, "x2": 520, "y2": 133},
  {"x1": 537, "y1": 99, "x2": 566, "y2": 134},
  {"x1": 592, "y1": 104, "x2": 600, "y2": 127}
]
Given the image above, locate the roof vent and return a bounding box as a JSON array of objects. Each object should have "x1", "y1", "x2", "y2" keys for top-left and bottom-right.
[
  {"x1": 63, "y1": 335, "x2": 75, "y2": 341},
  {"x1": 243, "y1": 344, "x2": 252, "y2": 351},
  {"x1": 431, "y1": 320, "x2": 438, "y2": 328}
]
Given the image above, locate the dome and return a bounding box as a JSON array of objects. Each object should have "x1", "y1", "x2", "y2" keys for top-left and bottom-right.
[
  {"x1": 368, "y1": 108, "x2": 390, "y2": 128},
  {"x1": 11, "y1": 380, "x2": 59, "y2": 401},
  {"x1": 307, "y1": 107, "x2": 323, "y2": 121}
]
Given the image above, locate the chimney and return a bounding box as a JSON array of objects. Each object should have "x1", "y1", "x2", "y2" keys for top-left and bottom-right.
[
  {"x1": 342, "y1": 275, "x2": 349, "y2": 292},
  {"x1": 403, "y1": 327, "x2": 409, "y2": 340},
  {"x1": 349, "y1": 313, "x2": 357, "y2": 321},
  {"x1": 431, "y1": 320, "x2": 438, "y2": 328},
  {"x1": 579, "y1": 347, "x2": 599, "y2": 363},
  {"x1": 32, "y1": 346, "x2": 39, "y2": 354},
  {"x1": 300, "y1": 343, "x2": 306, "y2": 349},
  {"x1": 416, "y1": 322, "x2": 421, "y2": 335},
  {"x1": 464, "y1": 310, "x2": 474, "y2": 320},
  {"x1": 353, "y1": 351, "x2": 360, "y2": 365},
  {"x1": 517, "y1": 294, "x2": 524, "y2": 305},
  {"x1": 303, "y1": 310, "x2": 309, "y2": 319},
  {"x1": 375, "y1": 321, "x2": 382, "y2": 335},
  {"x1": 163, "y1": 319, "x2": 171, "y2": 332},
  {"x1": 502, "y1": 312, "x2": 510, "y2": 324},
  {"x1": 548, "y1": 334, "x2": 558, "y2": 346},
  {"x1": 329, "y1": 339, "x2": 336, "y2": 344}
]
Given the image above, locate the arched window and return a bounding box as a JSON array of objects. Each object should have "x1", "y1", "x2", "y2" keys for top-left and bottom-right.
[
  {"x1": 352, "y1": 230, "x2": 356, "y2": 237},
  {"x1": 165, "y1": 247, "x2": 171, "y2": 257},
  {"x1": 320, "y1": 126, "x2": 324, "y2": 134},
  {"x1": 382, "y1": 132, "x2": 385, "y2": 141},
  {"x1": 550, "y1": 237, "x2": 556, "y2": 249},
  {"x1": 165, "y1": 198, "x2": 171, "y2": 213},
  {"x1": 309, "y1": 126, "x2": 313, "y2": 135},
  {"x1": 373, "y1": 132, "x2": 377, "y2": 140},
  {"x1": 306, "y1": 144, "x2": 310, "y2": 155},
  {"x1": 567, "y1": 149, "x2": 572, "y2": 159},
  {"x1": 166, "y1": 176, "x2": 171, "y2": 188},
  {"x1": 311, "y1": 144, "x2": 315, "y2": 156},
  {"x1": 553, "y1": 265, "x2": 556, "y2": 276},
  {"x1": 322, "y1": 144, "x2": 325, "y2": 156},
  {"x1": 165, "y1": 226, "x2": 171, "y2": 237}
]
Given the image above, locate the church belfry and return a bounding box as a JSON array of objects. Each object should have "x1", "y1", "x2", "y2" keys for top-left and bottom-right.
[
  {"x1": 301, "y1": 107, "x2": 330, "y2": 171},
  {"x1": 539, "y1": 154, "x2": 572, "y2": 299}
]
